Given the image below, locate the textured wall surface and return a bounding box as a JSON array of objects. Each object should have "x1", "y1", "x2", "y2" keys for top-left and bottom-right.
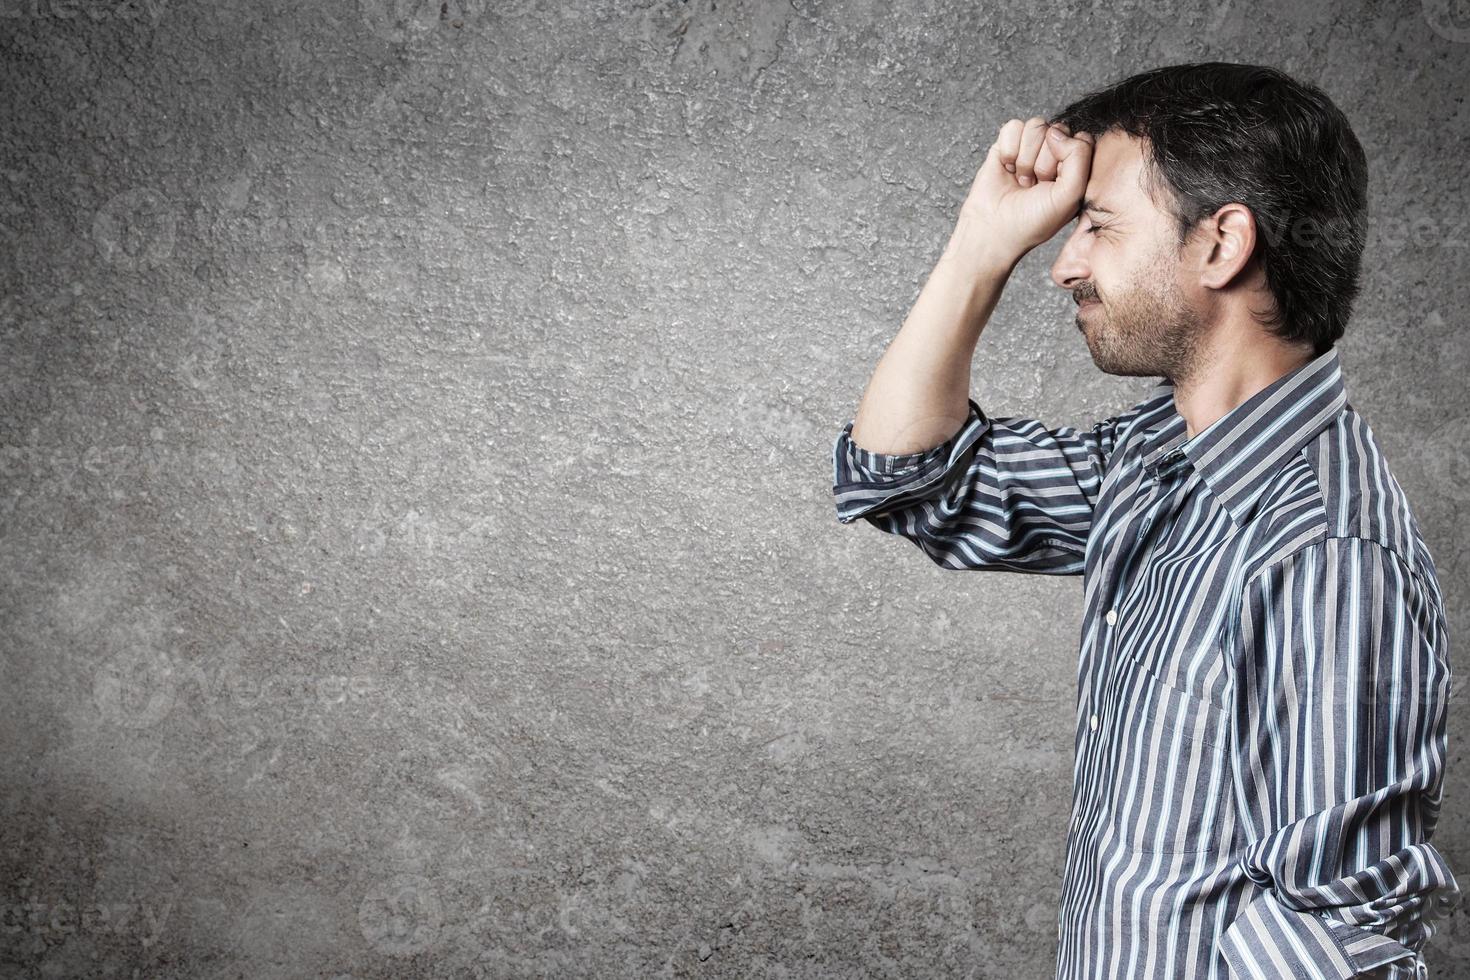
[{"x1": 2, "y1": 0, "x2": 1468, "y2": 977}]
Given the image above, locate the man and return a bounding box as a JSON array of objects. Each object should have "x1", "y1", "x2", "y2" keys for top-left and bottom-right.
[{"x1": 830, "y1": 63, "x2": 1460, "y2": 978}]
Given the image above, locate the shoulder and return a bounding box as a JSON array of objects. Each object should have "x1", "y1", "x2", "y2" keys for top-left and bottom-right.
[{"x1": 1242, "y1": 407, "x2": 1443, "y2": 608}]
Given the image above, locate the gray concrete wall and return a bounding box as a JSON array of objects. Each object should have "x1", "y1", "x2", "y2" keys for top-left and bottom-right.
[{"x1": 2, "y1": 0, "x2": 1467, "y2": 976}]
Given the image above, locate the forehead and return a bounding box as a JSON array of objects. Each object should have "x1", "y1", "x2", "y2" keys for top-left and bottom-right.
[{"x1": 1085, "y1": 130, "x2": 1154, "y2": 212}]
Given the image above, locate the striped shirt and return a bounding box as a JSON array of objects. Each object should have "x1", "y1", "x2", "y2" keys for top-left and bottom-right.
[{"x1": 830, "y1": 345, "x2": 1460, "y2": 978}]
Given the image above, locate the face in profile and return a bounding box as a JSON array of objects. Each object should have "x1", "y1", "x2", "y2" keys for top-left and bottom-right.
[{"x1": 1049, "y1": 130, "x2": 1208, "y2": 383}]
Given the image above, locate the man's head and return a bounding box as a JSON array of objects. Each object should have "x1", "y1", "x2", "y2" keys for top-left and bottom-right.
[{"x1": 1045, "y1": 62, "x2": 1369, "y2": 383}]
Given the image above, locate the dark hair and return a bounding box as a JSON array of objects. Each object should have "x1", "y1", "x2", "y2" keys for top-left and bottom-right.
[{"x1": 1048, "y1": 62, "x2": 1368, "y2": 356}]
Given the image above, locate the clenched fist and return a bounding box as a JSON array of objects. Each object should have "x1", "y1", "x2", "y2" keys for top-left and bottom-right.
[{"x1": 945, "y1": 117, "x2": 1095, "y2": 270}]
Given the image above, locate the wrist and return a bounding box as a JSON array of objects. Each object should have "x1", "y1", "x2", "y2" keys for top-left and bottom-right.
[
  {"x1": 936, "y1": 238, "x2": 1018, "y2": 293},
  {"x1": 940, "y1": 221, "x2": 1023, "y2": 280}
]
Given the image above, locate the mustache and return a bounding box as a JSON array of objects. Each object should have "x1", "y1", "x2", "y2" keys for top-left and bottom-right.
[{"x1": 1074, "y1": 284, "x2": 1099, "y2": 305}]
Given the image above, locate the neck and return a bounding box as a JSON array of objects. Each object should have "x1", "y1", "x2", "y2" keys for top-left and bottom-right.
[{"x1": 1172, "y1": 333, "x2": 1317, "y2": 441}]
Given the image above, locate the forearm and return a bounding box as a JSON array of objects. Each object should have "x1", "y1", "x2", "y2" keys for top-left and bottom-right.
[
  {"x1": 846, "y1": 222, "x2": 1019, "y2": 455},
  {"x1": 1223, "y1": 539, "x2": 1462, "y2": 977}
]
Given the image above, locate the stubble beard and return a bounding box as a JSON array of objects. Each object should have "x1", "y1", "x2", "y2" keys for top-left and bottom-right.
[{"x1": 1078, "y1": 254, "x2": 1206, "y2": 382}]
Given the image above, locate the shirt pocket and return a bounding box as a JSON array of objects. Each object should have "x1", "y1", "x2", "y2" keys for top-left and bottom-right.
[{"x1": 1106, "y1": 654, "x2": 1236, "y2": 855}]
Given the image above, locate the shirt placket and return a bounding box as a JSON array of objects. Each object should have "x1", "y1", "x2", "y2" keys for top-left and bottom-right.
[{"x1": 1084, "y1": 447, "x2": 1191, "y2": 738}]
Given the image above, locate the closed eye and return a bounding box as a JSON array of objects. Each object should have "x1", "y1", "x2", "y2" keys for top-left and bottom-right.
[{"x1": 1086, "y1": 222, "x2": 1108, "y2": 235}]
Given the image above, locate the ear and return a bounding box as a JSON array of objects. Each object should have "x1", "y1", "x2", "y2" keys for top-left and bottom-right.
[{"x1": 1194, "y1": 202, "x2": 1258, "y2": 290}]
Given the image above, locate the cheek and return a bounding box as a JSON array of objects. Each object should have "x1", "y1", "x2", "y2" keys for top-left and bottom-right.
[{"x1": 1094, "y1": 249, "x2": 1143, "y2": 298}]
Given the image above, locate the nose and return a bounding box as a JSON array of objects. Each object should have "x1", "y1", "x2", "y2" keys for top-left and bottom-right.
[{"x1": 1050, "y1": 222, "x2": 1091, "y2": 292}]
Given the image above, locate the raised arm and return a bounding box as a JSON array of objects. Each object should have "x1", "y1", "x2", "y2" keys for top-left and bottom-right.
[
  {"x1": 845, "y1": 117, "x2": 1095, "y2": 457},
  {"x1": 832, "y1": 391, "x2": 1159, "y2": 574},
  {"x1": 834, "y1": 118, "x2": 1138, "y2": 574}
]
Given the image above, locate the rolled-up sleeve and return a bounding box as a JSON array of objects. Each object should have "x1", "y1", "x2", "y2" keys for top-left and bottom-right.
[
  {"x1": 1221, "y1": 536, "x2": 1462, "y2": 978},
  {"x1": 830, "y1": 395, "x2": 1141, "y2": 575}
]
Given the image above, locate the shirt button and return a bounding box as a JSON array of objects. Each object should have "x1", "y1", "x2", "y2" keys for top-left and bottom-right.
[
  {"x1": 1089, "y1": 713, "x2": 1099, "y2": 731},
  {"x1": 1105, "y1": 609, "x2": 1118, "y2": 626}
]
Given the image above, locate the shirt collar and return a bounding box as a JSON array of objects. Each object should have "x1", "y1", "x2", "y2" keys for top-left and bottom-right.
[{"x1": 1135, "y1": 345, "x2": 1348, "y2": 527}]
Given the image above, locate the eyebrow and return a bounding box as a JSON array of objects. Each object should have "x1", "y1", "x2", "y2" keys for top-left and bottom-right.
[{"x1": 1076, "y1": 198, "x2": 1118, "y2": 219}]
